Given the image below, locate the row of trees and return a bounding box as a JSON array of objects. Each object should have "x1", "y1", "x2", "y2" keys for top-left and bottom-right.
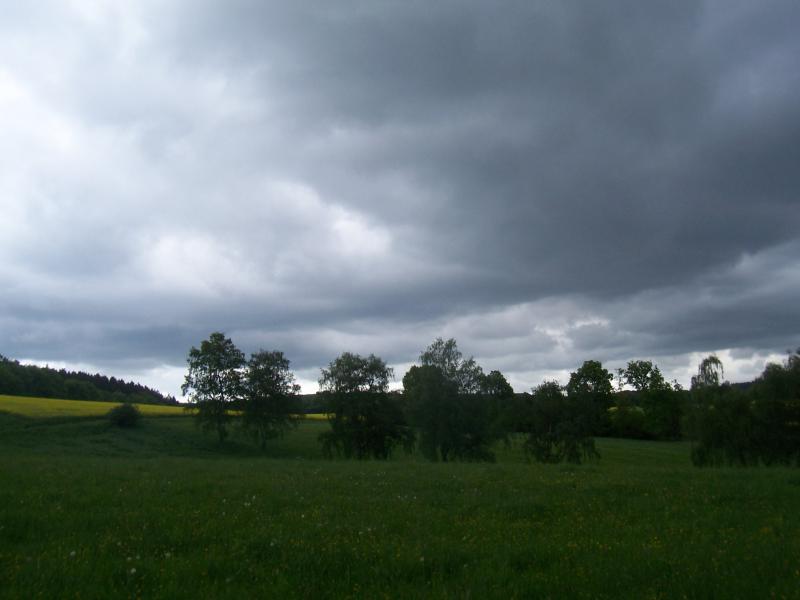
[
  {"x1": 181, "y1": 333, "x2": 800, "y2": 466},
  {"x1": 317, "y1": 339, "x2": 515, "y2": 462},
  {"x1": 0, "y1": 355, "x2": 176, "y2": 405},
  {"x1": 182, "y1": 333, "x2": 301, "y2": 445},
  {"x1": 182, "y1": 334, "x2": 600, "y2": 462}
]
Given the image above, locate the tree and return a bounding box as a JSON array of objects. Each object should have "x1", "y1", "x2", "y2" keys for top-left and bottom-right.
[
  {"x1": 404, "y1": 339, "x2": 506, "y2": 462},
  {"x1": 567, "y1": 360, "x2": 614, "y2": 397},
  {"x1": 481, "y1": 369, "x2": 514, "y2": 399},
  {"x1": 318, "y1": 353, "x2": 413, "y2": 459},
  {"x1": 621, "y1": 359, "x2": 683, "y2": 440},
  {"x1": 403, "y1": 365, "x2": 469, "y2": 461},
  {"x1": 520, "y1": 380, "x2": 599, "y2": 464},
  {"x1": 566, "y1": 360, "x2": 614, "y2": 435},
  {"x1": 419, "y1": 337, "x2": 484, "y2": 394},
  {"x1": 481, "y1": 369, "x2": 516, "y2": 440},
  {"x1": 242, "y1": 350, "x2": 301, "y2": 449},
  {"x1": 319, "y1": 352, "x2": 393, "y2": 394},
  {"x1": 182, "y1": 332, "x2": 245, "y2": 443},
  {"x1": 691, "y1": 355, "x2": 724, "y2": 389},
  {"x1": 622, "y1": 360, "x2": 667, "y2": 392}
]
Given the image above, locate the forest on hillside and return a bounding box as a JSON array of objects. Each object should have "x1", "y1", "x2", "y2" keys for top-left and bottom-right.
[{"x1": 0, "y1": 355, "x2": 177, "y2": 405}]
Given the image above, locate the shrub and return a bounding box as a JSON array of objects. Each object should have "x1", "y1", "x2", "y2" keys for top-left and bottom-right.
[
  {"x1": 608, "y1": 403, "x2": 649, "y2": 439},
  {"x1": 108, "y1": 402, "x2": 141, "y2": 428},
  {"x1": 520, "y1": 381, "x2": 599, "y2": 464}
]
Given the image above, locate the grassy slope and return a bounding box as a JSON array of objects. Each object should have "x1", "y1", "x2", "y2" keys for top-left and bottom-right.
[{"x1": 1, "y1": 402, "x2": 799, "y2": 599}]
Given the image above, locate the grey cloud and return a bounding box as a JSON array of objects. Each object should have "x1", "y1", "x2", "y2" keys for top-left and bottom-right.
[{"x1": 1, "y1": 1, "x2": 799, "y2": 394}]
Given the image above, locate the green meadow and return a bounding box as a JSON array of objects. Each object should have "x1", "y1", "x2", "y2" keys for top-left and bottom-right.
[{"x1": 1, "y1": 397, "x2": 799, "y2": 599}]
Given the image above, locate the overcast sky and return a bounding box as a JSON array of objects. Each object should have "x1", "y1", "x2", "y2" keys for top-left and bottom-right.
[{"x1": 2, "y1": 1, "x2": 799, "y2": 396}]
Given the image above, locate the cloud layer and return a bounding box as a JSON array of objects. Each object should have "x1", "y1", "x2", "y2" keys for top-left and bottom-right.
[{"x1": 2, "y1": 1, "x2": 799, "y2": 394}]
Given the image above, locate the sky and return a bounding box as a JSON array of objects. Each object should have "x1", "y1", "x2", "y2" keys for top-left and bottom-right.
[{"x1": 2, "y1": 0, "x2": 799, "y2": 397}]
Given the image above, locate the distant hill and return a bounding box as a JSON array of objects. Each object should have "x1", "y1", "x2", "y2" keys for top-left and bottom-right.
[{"x1": 0, "y1": 355, "x2": 177, "y2": 405}]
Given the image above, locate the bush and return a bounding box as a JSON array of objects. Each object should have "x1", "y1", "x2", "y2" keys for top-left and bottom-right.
[
  {"x1": 520, "y1": 381, "x2": 599, "y2": 464},
  {"x1": 608, "y1": 403, "x2": 649, "y2": 439},
  {"x1": 108, "y1": 402, "x2": 141, "y2": 428}
]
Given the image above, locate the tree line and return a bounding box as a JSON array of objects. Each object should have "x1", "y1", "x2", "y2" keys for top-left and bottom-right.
[
  {"x1": 182, "y1": 333, "x2": 799, "y2": 466},
  {"x1": 688, "y1": 353, "x2": 800, "y2": 466},
  {"x1": 0, "y1": 355, "x2": 177, "y2": 405}
]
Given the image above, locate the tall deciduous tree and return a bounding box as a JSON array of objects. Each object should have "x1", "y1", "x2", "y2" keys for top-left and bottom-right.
[
  {"x1": 242, "y1": 350, "x2": 301, "y2": 449},
  {"x1": 622, "y1": 360, "x2": 668, "y2": 392},
  {"x1": 481, "y1": 369, "x2": 516, "y2": 441},
  {"x1": 691, "y1": 355, "x2": 724, "y2": 389},
  {"x1": 182, "y1": 332, "x2": 245, "y2": 443},
  {"x1": 319, "y1": 352, "x2": 392, "y2": 394},
  {"x1": 419, "y1": 337, "x2": 484, "y2": 394},
  {"x1": 481, "y1": 370, "x2": 514, "y2": 399},
  {"x1": 404, "y1": 339, "x2": 506, "y2": 462},
  {"x1": 566, "y1": 360, "x2": 614, "y2": 435},
  {"x1": 318, "y1": 353, "x2": 413, "y2": 459},
  {"x1": 622, "y1": 359, "x2": 683, "y2": 440},
  {"x1": 403, "y1": 365, "x2": 462, "y2": 461}
]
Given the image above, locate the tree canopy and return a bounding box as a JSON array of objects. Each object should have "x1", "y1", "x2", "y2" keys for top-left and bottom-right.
[
  {"x1": 242, "y1": 350, "x2": 301, "y2": 449},
  {"x1": 691, "y1": 355, "x2": 724, "y2": 389},
  {"x1": 622, "y1": 360, "x2": 668, "y2": 392},
  {"x1": 403, "y1": 339, "x2": 508, "y2": 462},
  {"x1": 419, "y1": 337, "x2": 484, "y2": 394},
  {"x1": 182, "y1": 332, "x2": 246, "y2": 443},
  {"x1": 566, "y1": 360, "x2": 614, "y2": 436},
  {"x1": 319, "y1": 352, "x2": 393, "y2": 394},
  {"x1": 318, "y1": 353, "x2": 412, "y2": 460}
]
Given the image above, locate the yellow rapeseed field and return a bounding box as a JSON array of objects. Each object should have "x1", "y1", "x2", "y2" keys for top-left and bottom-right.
[{"x1": 0, "y1": 394, "x2": 185, "y2": 418}]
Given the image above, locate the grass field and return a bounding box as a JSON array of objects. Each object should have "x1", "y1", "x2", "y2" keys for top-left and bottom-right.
[{"x1": 1, "y1": 396, "x2": 799, "y2": 598}]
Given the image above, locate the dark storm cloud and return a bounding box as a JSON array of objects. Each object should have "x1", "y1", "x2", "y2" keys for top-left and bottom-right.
[
  {"x1": 1, "y1": 1, "x2": 799, "y2": 393},
  {"x1": 155, "y1": 0, "x2": 800, "y2": 294}
]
